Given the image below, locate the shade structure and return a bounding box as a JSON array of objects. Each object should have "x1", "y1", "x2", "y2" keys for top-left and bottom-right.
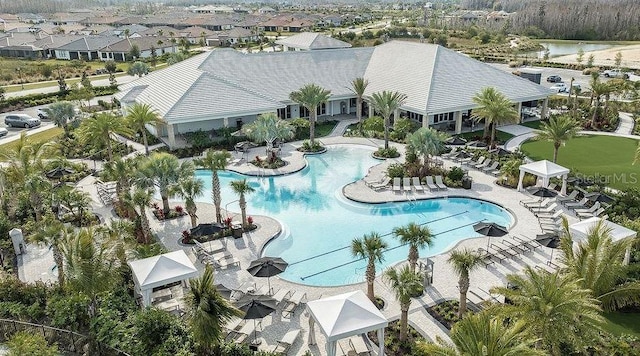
[
  {"x1": 517, "y1": 160, "x2": 570, "y2": 195},
  {"x1": 215, "y1": 284, "x2": 233, "y2": 300},
  {"x1": 45, "y1": 167, "x2": 75, "y2": 179},
  {"x1": 473, "y1": 222, "x2": 508, "y2": 237},
  {"x1": 528, "y1": 186, "x2": 558, "y2": 198},
  {"x1": 128, "y1": 250, "x2": 199, "y2": 307},
  {"x1": 489, "y1": 147, "x2": 511, "y2": 157},
  {"x1": 569, "y1": 217, "x2": 636, "y2": 243},
  {"x1": 536, "y1": 234, "x2": 560, "y2": 248},
  {"x1": 247, "y1": 257, "x2": 288, "y2": 294},
  {"x1": 453, "y1": 151, "x2": 471, "y2": 160},
  {"x1": 445, "y1": 136, "x2": 467, "y2": 145},
  {"x1": 584, "y1": 192, "x2": 614, "y2": 204},
  {"x1": 235, "y1": 295, "x2": 276, "y2": 345},
  {"x1": 190, "y1": 223, "x2": 224, "y2": 238},
  {"x1": 306, "y1": 290, "x2": 388, "y2": 356},
  {"x1": 466, "y1": 140, "x2": 488, "y2": 148}
]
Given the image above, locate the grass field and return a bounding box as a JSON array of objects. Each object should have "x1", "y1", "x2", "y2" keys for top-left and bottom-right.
[
  {"x1": 602, "y1": 312, "x2": 640, "y2": 337},
  {"x1": 520, "y1": 120, "x2": 545, "y2": 130},
  {"x1": 457, "y1": 130, "x2": 515, "y2": 144},
  {"x1": 0, "y1": 128, "x2": 63, "y2": 157},
  {"x1": 521, "y1": 135, "x2": 640, "y2": 190}
]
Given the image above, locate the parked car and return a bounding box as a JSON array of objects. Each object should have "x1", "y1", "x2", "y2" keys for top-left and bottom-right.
[
  {"x1": 602, "y1": 69, "x2": 629, "y2": 79},
  {"x1": 36, "y1": 108, "x2": 49, "y2": 119},
  {"x1": 546, "y1": 75, "x2": 562, "y2": 83},
  {"x1": 4, "y1": 114, "x2": 41, "y2": 128},
  {"x1": 549, "y1": 83, "x2": 568, "y2": 93},
  {"x1": 0, "y1": 127, "x2": 8, "y2": 137}
]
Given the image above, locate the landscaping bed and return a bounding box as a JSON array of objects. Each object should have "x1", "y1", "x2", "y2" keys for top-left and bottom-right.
[
  {"x1": 151, "y1": 204, "x2": 187, "y2": 221},
  {"x1": 367, "y1": 320, "x2": 426, "y2": 356},
  {"x1": 425, "y1": 300, "x2": 472, "y2": 330}
]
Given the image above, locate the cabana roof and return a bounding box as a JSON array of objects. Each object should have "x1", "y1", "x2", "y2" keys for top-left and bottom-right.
[
  {"x1": 128, "y1": 250, "x2": 198, "y2": 290},
  {"x1": 569, "y1": 217, "x2": 637, "y2": 243},
  {"x1": 519, "y1": 159, "x2": 569, "y2": 178}
]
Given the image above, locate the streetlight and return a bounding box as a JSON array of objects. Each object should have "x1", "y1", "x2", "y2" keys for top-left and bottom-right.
[{"x1": 16, "y1": 67, "x2": 24, "y2": 90}]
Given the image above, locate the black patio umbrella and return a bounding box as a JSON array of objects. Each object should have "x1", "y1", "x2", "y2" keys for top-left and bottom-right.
[
  {"x1": 247, "y1": 257, "x2": 288, "y2": 294},
  {"x1": 474, "y1": 222, "x2": 508, "y2": 250},
  {"x1": 45, "y1": 167, "x2": 75, "y2": 179},
  {"x1": 528, "y1": 187, "x2": 558, "y2": 198},
  {"x1": 452, "y1": 151, "x2": 471, "y2": 162},
  {"x1": 445, "y1": 136, "x2": 468, "y2": 145},
  {"x1": 584, "y1": 192, "x2": 614, "y2": 204},
  {"x1": 536, "y1": 233, "x2": 562, "y2": 262},
  {"x1": 466, "y1": 140, "x2": 488, "y2": 148},
  {"x1": 215, "y1": 284, "x2": 233, "y2": 300},
  {"x1": 190, "y1": 223, "x2": 224, "y2": 238},
  {"x1": 489, "y1": 147, "x2": 511, "y2": 157},
  {"x1": 235, "y1": 295, "x2": 276, "y2": 345}
]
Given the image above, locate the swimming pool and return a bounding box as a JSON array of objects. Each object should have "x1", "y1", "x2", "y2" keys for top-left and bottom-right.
[{"x1": 193, "y1": 145, "x2": 513, "y2": 287}]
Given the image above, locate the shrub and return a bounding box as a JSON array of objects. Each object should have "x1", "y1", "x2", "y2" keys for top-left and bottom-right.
[
  {"x1": 6, "y1": 331, "x2": 58, "y2": 356},
  {"x1": 46, "y1": 294, "x2": 90, "y2": 331},
  {"x1": 386, "y1": 163, "x2": 405, "y2": 178},
  {"x1": 299, "y1": 140, "x2": 323, "y2": 152},
  {"x1": 374, "y1": 146, "x2": 400, "y2": 158},
  {"x1": 447, "y1": 166, "x2": 465, "y2": 182}
]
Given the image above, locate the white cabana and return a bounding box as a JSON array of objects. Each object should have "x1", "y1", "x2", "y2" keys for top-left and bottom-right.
[
  {"x1": 517, "y1": 159, "x2": 570, "y2": 195},
  {"x1": 306, "y1": 290, "x2": 388, "y2": 356},
  {"x1": 128, "y1": 250, "x2": 199, "y2": 307},
  {"x1": 570, "y1": 217, "x2": 638, "y2": 264}
]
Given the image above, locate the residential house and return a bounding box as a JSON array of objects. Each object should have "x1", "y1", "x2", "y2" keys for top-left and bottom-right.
[
  {"x1": 81, "y1": 16, "x2": 127, "y2": 26},
  {"x1": 275, "y1": 32, "x2": 351, "y2": 51},
  {"x1": 54, "y1": 35, "x2": 121, "y2": 60},
  {"x1": 114, "y1": 24, "x2": 149, "y2": 38},
  {"x1": 178, "y1": 26, "x2": 216, "y2": 45},
  {"x1": 33, "y1": 35, "x2": 84, "y2": 58},
  {"x1": 258, "y1": 7, "x2": 277, "y2": 14},
  {"x1": 99, "y1": 36, "x2": 175, "y2": 62},
  {"x1": 193, "y1": 5, "x2": 235, "y2": 14}
]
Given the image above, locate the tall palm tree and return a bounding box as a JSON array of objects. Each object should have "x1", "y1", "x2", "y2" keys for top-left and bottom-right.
[
  {"x1": 242, "y1": 112, "x2": 294, "y2": 152},
  {"x1": 491, "y1": 266, "x2": 604, "y2": 355},
  {"x1": 102, "y1": 156, "x2": 140, "y2": 212},
  {"x1": 24, "y1": 173, "x2": 51, "y2": 222},
  {"x1": 392, "y1": 222, "x2": 433, "y2": 272},
  {"x1": 131, "y1": 187, "x2": 153, "y2": 244},
  {"x1": 29, "y1": 214, "x2": 72, "y2": 287},
  {"x1": 351, "y1": 232, "x2": 388, "y2": 303},
  {"x1": 368, "y1": 91, "x2": 407, "y2": 150},
  {"x1": 419, "y1": 311, "x2": 544, "y2": 356},
  {"x1": 178, "y1": 177, "x2": 205, "y2": 228},
  {"x1": 194, "y1": 149, "x2": 231, "y2": 224},
  {"x1": 589, "y1": 74, "x2": 611, "y2": 127},
  {"x1": 43, "y1": 101, "x2": 76, "y2": 137},
  {"x1": 534, "y1": 115, "x2": 580, "y2": 163},
  {"x1": 447, "y1": 248, "x2": 483, "y2": 318},
  {"x1": 230, "y1": 179, "x2": 255, "y2": 227},
  {"x1": 560, "y1": 218, "x2": 640, "y2": 311},
  {"x1": 137, "y1": 152, "x2": 194, "y2": 214},
  {"x1": 126, "y1": 102, "x2": 164, "y2": 156},
  {"x1": 406, "y1": 128, "x2": 448, "y2": 170},
  {"x1": 384, "y1": 266, "x2": 422, "y2": 341},
  {"x1": 350, "y1": 77, "x2": 369, "y2": 132},
  {"x1": 471, "y1": 87, "x2": 519, "y2": 147},
  {"x1": 289, "y1": 83, "x2": 331, "y2": 147},
  {"x1": 76, "y1": 112, "x2": 134, "y2": 161},
  {"x1": 184, "y1": 266, "x2": 242, "y2": 354}
]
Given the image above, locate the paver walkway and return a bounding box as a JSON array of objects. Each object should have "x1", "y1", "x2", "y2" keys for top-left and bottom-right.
[{"x1": 616, "y1": 112, "x2": 636, "y2": 135}]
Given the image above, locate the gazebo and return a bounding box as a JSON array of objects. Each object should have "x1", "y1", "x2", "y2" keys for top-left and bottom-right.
[
  {"x1": 517, "y1": 160, "x2": 570, "y2": 195},
  {"x1": 128, "y1": 250, "x2": 199, "y2": 307},
  {"x1": 306, "y1": 291, "x2": 388, "y2": 356},
  {"x1": 569, "y1": 217, "x2": 638, "y2": 264}
]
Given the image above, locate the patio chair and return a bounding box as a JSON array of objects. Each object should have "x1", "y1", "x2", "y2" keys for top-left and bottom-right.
[
  {"x1": 233, "y1": 321, "x2": 257, "y2": 344},
  {"x1": 212, "y1": 256, "x2": 241, "y2": 269},
  {"x1": 503, "y1": 239, "x2": 532, "y2": 253},
  {"x1": 537, "y1": 210, "x2": 564, "y2": 222},
  {"x1": 402, "y1": 177, "x2": 412, "y2": 193},
  {"x1": 273, "y1": 329, "x2": 301, "y2": 355},
  {"x1": 347, "y1": 335, "x2": 371, "y2": 356},
  {"x1": 368, "y1": 177, "x2": 391, "y2": 191},
  {"x1": 412, "y1": 177, "x2": 424, "y2": 192},
  {"x1": 574, "y1": 202, "x2": 600, "y2": 215},
  {"x1": 490, "y1": 244, "x2": 518, "y2": 259},
  {"x1": 533, "y1": 203, "x2": 559, "y2": 216},
  {"x1": 464, "y1": 156, "x2": 485, "y2": 167},
  {"x1": 579, "y1": 207, "x2": 605, "y2": 220},
  {"x1": 434, "y1": 176, "x2": 448, "y2": 190},
  {"x1": 512, "y1": 235, "x2": 543, "y2": 250},
  {"x1": 441, "y1": 147, "x2": 458, "y2": 159},
  {"x1": 557, "y1": 190, "x2": 579, "y2": 205},
  {"x1": 565, "y1": 197, "x2": 589, "y2": 210},
  {"x1": 477, "y1": 248, "x2": 506, "y2": 265},
  {"x1": 424, "y1": 176, "x2": 438, "y2": 191},
  {"x1": 522, "y1": 197, "x2": 552, "y2": 209},
  {"x1": 392, "y1": 178, "x2": 401, "y2": 192},
  {"x1": 474, "y1": 159, "x2": 491, "y2": 170},
  {"x1": 272, "y1": 288, "x2": 291, "y2": 304},
  {"x1": 482, "y1": 161, "x2": 499, "y2": 174},
  {"x1": 547, "y1": 183, "x2": 558, "y2": 191},
  {"x1": 282, "y1": 291, "x2": 307, "y2": 318}
]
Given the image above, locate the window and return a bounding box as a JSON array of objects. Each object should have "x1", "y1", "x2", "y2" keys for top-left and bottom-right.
[
  {"x1": 350, "y1": 98, "x2": 356, "y2": 107},
  {"x1": 407, "y1": 111, "x2": 423, "y2": 122},
  {"x1": 433, "y1": 112, "x2": 454, "y2": 124},
  {"x1": 317, "y1": 102, "x2": 326, "y2": 116}
]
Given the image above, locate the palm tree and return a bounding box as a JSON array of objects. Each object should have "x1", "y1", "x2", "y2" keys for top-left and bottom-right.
[
  {"x1": 534, "y1": 115, "x2": 580, "y2": 163},
  {"x1": 471, "y1": 87, "x2": 519, "y2": 147},
  {"x1": 29, "y1": 214, "x2": 72, "y2": 287},
  {"x1": 589, "y1": 74, "x2": 611, "y2": 127},
  {"x1": 406, "y1": 128, "x2": 448, "y2": 170},
  {"x1": 368, "y1": 91, "x2": 407, "y2": 150},
  {"x1": 178, "y1": 177, "x2": 205, "y2": 228},
  {"x1": 350, "y1": 77, "x2": 369, "y2": 132},
  {"x1": 242, "y1": 113, "x2": 294, "y2": 152},
  {"x1": 351, "y1": 232, "x2": 388, "y2": 303},
  {"x1": 419, "y1": 311, "x2": 544, "y2": 356},
  {"x1": 184, "y1": 266, "x2": 242, "y2": 354},
  {"x1": 289, "y1": 83, "x2": 331, "y2": 147},
  {"x1": 447, "y1": 248, "x2": 483, "y2": 318},
  {"x1": 491, "y1": 266, "x2": 604, "y2": 355},
  {"x1": 102, "y1": 156, "x2": 140, "y2": 212},
  {"x1": 230, "y1": 179, "x2": 255, "y2": 227},
  {"x1": 126, "y1": 103, "x2": 164, "y2": 156},
  {"x1": 384, "y1": 266, "x2": 422, "y2": 341},
  {"x1": 76, "y1": 112, "x2": 134, "y2": 161},
  {"x1": 392, "y1": 222, "x2": 433, "y2": 272},
  {"x1": 43, "y1": 101, "x2": 76, "y2": 137},
  {"x1": 137, "y1": 152, "x2": 194, "y2": 215},
  {"x1": 131, "y1": 187, "x2": 153, "y2": 244},
  {"x1": 24, "y1": 173, "x2": 51, "y2": 222},
  {"x1": 194, "y1": 149, "x2": 231, "y2": 224}
]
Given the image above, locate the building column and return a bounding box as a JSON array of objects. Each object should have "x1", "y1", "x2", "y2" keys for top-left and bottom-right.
[
  {"x1": 223, "y1": 117, "x2": 229, "y2": 128},
  {"x1": 368, "y1": 106, "x2": 374, "y2": 119},
  {"x1": 422, "y1": 114, "x2": 429, "y2": 128},
  {"x1": 541, "y1": 98, "x2": 549, "y2": 120},
  {"x1": 454, "y1": 111, "x2": 462, "y2": 134},
  {"x1": 516, "y1": 102, "x2": 523, "y2": 123},
  {"x1": 167, "y1": 123, "x2": 176, "y2": 150},
  {"x1": 393, "y1": 108, "x2": 400, "y2": 124}
]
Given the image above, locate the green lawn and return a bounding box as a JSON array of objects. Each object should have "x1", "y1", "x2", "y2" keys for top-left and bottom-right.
[
  {"x1": 457, "y1": 130, "x2": 515, "y2": 144},
  {"x1": 602, "y1": 312, "x2": 640, "y2": 337},
  {"x1": 0, "y1": 128, "x2": 63, "y2": 157},
  {"x1": 521, "y1": 135, "x2": 640, "y2": 190},
  {"x1": 520, "y1": 120, "x2": 545, "y2": 130}
]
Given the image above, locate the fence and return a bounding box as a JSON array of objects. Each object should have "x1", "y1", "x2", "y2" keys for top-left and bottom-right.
[{"x1": 0, "y1": 318, "x2": 131, "y2": 356}]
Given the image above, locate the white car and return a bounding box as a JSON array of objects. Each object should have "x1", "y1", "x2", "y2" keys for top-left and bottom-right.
[
  {"x1": 36, "y1": 108, "x2": 49, "y2": 119},
  {"x1": 0, "y1": 127, "x2": 7, "y2": 137},
  {"x1": 549, "y1": 83, "x2": 568, "y2": 93}
]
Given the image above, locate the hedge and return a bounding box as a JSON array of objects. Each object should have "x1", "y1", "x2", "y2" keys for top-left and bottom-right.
[{"x1": 0, "y1": 86, "x2": 119, "y2": 113}]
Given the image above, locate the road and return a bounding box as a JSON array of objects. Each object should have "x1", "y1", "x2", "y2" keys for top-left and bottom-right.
[{"x1": 5, "y1": 74, "x2": 137, "y2": 99}]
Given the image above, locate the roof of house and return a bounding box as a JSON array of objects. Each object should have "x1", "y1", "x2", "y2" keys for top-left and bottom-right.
[
  {"x1": 178, "y1": 26, "x2": 216, "y2": 38},
  {"x1": 115, "y1": 24, "x2": 149, "y2": 35},
  {"x1": 225, "y1": 27, "x2": 253, "y2": 38},
  {"x1": 33, "y1": 35, "x2": 84, "y2": 50},
  {"x1": 116, "y1": 41, "x2": 552, "y2": 123},
  {"x1": 139, "y1": 26, "x2": 177, "y2": 37},
  {"x1": 102, "y1": 36, "x2": 173, "y2": 52},
  {"x1": 56, "y1": 35, "x2": 122, "y2": 51},
  {"x1": 275, "y1": 32, "x2": 351, "y2": 51}
]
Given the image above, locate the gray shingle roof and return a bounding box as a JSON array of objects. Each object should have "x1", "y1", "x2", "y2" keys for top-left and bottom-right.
[
  {"x1": 56, "y1": 35, "x2": 121, "y2": 51},
  {"x1": 275, "y1": 32, "x2": 352, "y2": 50}
]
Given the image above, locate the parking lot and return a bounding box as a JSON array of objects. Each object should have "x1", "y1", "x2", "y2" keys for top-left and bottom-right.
[{"x1": 0, "y1": 106, "x2": 55, "y2": 142}]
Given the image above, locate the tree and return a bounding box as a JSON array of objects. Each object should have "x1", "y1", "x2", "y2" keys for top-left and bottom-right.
[
  {"x1": 586, "y1": 54, "x2": 595, "y2": 67},
  {"x1": 576, "y1": 47, "x2": 584, "y2": 66},
  {"x1": 615, "y1": 51, "x2": 623, "y2": 68},
  {"x1": 7, "y1": 331, "x2": 58, "y2": 356},
  {"x1": 194, "y1": 149, "x2": 231, "y2": 223},
  {"x1": 384, "y1": 266, "x2": 422, "y2": 341},
  {"x1": 29, "y1": 214, "x2": 71, "y2": 287},
  {"x1": 104, "y1": 60, "x2": 117, "y2": 74},
  {"x1": 40, "y1": 64, "x2": 53, "y2": 79},
  {"x1": 150, "y1": 46, "x2": 157, "y2": 67},
  {"x1": 392, "y1": 222, "x2": 433, "y2": 273},
  {"x1": 178, "y1": 177, "x2": 205, "y2": 228},
  {"x1": 350, "y1": 77, "x2": 369, "y2": 133},
  {"x1": 491, "y1": 266, "x2": 604, "y2": 355},
  {"x1": 76, "y1": 112, "x2": 134, "y2": 161},
  {"x1": 589, "y1": 74, "x2": 611, "y2": 127},
  {"x1": 56, "y1": 65, "x2": 67, "y2": 92},
  {"x1": 127, "y1": 61, "x2": 150, "y2": 77},
  {"x1": 126, "y1": 102, "x2": 164, "y2": 155},
  {"x1": 351, "y1": 232, "x2": 388, "y2": 303},
  {"x1": 102, "y1": 156, "x2": 140, "y2": 213},
  {"x1": 406, "y1": 127, "x2": 448, "y2": 170},
  {"x1": 80, "y1": 71, "x2": 92, "y2": 89},
  {"x1": 289, "y1": 83, "x2": 331, "y2": 148},
  {"x1": 43, "y1": 101, "x2": 76, "y2": 137},
  {"x1": 534, "y1": 115, "x2": 580, "y2": 163},
  {"x1": 368, "y1": 91, "x2": 407, "y2": 150},
  {"x1": 242, "y1": 112, "x2": 294, "y2": 153},
  {"x1": 131, "y1": 187, "x2": 153, "y2": 244},
  {"x1": 24, "y1": 173, "x2": 51, "y2": 222},
  {"x1": 419, "y1": 311, "x2": 543, "y2": 356},
  {"x1": 230, "y1": 179, "x2": 255, "y2": 227},
  {"x1": 471, "y1": 87, "x2": 519, "y2": 147},
  {"x1": 184, "y1": 266, "x2": 242, "y2": 354},
  {"x1": 138, "y1": 152, "x2": 194, "y2": 215},
  {"x1": 447, "y1": 248, "x2": 483, "y2": 318},
  {"x1": 129, "y1": 44, "x2": 141, "y2": 60}
]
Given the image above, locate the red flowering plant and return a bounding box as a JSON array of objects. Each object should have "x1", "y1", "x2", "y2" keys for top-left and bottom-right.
[
  {"x1": 247, "y1": 216, "x2": 253, "y2": 225},
  {"x1": 175, "y1": 205, "x2": 184, "y2": 214},
  {"x1": 181, "y1": 230, "x2": 192, "y2": 244}
]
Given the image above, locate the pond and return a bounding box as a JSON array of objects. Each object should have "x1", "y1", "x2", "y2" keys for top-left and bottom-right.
[{"x1": 530, "y1": 41, "x2": 627, "y2": 58}]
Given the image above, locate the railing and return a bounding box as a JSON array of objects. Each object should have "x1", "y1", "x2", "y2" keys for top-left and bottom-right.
[{"x1": 0, "y1": 318, "x2": 131, "y2": 356}]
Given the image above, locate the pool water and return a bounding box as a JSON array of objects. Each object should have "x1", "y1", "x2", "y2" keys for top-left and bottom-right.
[{"x1": 193, "y1": 145, "x2": 512, "y2": 287}]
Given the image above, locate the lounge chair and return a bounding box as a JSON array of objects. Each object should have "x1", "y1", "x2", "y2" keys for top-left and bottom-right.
[
  {"x1": 282, "y1": 291, "x2": 307, "y2": 318},
  {"x1": 233, "y1": 321, "x2": 258, "y2": 344},
  {"x1": 482, "y1": 162, "x2": 499, "y2": 173},
  {"x1": 575, "y1": 202, "x2": 600, "y2": 215},
  {"x1": 434, "y1": 176, "x2": 448, "y2": 190},
  {"x1": 566, "y1": 197, "x2": 589, "y2": 210},
  {"x1": 547, "y1": 183, "x2": 558, "y2": 191},
  {"x1": 369, "y1": 177, "x2": 391, "y2": 191},
  {"x1": 412, "y1": 177, "x2": 424, "y2": 192},
  {"x1": 347, "y1": 335, "x2": 371, "y2": 356},
  {"x1": 522, "y1": 197, "x2": 552, "y2": 209},
  {"x1": 441, "y1": 147, "x2": 458, "y2": 159},
  {"x1": 474, "y1": 159, "x2": 491, "y2": 170},
  {"x1": 403, "y1": 177, "x2": 412, "y2": 193},
  {"x1": 502, "y1": 239, "x2": 531, "y2": 254},
  {"x1": 273, "y1": 329, "x2": 301, "y2": 355},
  {"x1": 392, "y1": 178, "x2": 401, "y2": 192},
  {"x1": 424, "y1": 176, "x2": 438, "y2": 191},
  {"x1": 490, "y1": 244, "x2": 518, "y2": 259},
  {"x1": 477, "y1": 248, "x2": 506, "y2": 265},
  {"x1": 578, "y1": 207, "x2": 605, "y2": 220},
  {"x1": 533, "y1": 203, "x2": 559, "y2": 216},
  {"x1": 557, "y1": 190, "x2": 579, "y2": 205},
  {"x1": 513, "y1": 235, "x2": 543, "y2": 250},
  {"x1": 272, "y1": 288, "x2": 291, "y2": 304},
  {"x1": 212, "y1": 256, "x2": 241, "y2": 269},
  {"x1": 464, "y1": 156, "x2": 485, "y2": 167}
]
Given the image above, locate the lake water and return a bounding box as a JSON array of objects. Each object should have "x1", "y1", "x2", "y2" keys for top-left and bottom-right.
[{"x1": 531, "y1": 42, "x2": 625, "y2": 58}]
